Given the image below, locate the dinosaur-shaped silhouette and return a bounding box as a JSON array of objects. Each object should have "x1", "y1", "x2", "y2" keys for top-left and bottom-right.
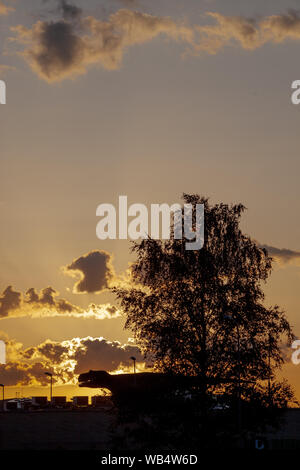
[{"x1": 78, "y1": 370, "x2": 199, "y2": 395}]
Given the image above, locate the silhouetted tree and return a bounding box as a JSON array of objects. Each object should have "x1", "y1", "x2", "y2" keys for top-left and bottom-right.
[{"x1": 113, "y1": 194, "x2": 296, "y2": 443}]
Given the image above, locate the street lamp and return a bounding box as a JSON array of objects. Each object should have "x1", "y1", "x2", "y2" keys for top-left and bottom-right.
[
  {"x1": 130, "y1": 356, "x2": 136, "y2": 386},
  {"x1": 130, "y1": 356, "x2": 136, "y2": 374},
  {"x1": 268, "y1": 333, "x2": 273, "y2": 405},
  {"x1": 0, "y1": 384, "x2": 4, "y2": 411},
  {"x1": 224, "y1": 313, "x2": 241, "y2": 432},
  {"x1": 44, "y1": 372, "x2": 53, "y2": 403}
]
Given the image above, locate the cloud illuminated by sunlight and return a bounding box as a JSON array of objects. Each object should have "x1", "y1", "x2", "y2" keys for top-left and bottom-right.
[
  {"x1": 9, "y1": 7, "x2": 300, "y2": 82},
  {"x1": 0, "y1": 335, "x2": 145, "y2": 386},
  {"x1": 0, "y1": 1, "x2": 14, "y2": 16}
]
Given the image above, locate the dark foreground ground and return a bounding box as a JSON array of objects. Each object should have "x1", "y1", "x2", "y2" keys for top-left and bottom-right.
[
  {"x1": 2, "y1": 408, "x2": 300, "y2": 452},
  {"x1": 0, "y1": 409, "x2": 115, "y2": 450}
]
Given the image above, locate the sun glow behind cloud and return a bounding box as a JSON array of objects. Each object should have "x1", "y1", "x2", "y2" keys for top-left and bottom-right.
[
  {"x1": 0, "y1": 335, "x2": 145, "y2": 387},
  {"x1": 2, "y1": 0, "x2": 300, "y2": 403}
]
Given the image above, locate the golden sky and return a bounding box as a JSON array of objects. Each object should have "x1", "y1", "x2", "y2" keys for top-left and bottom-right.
[{"x1": 1, "y1": 0, "x2": 300, "y2": 401}]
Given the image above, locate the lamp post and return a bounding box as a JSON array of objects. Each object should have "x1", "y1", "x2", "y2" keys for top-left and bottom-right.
[
  {"x1": 224, "y1": 313, "x2": 241, "y2": 433},
  {"x1": 268, "y1": 333, "x2": 273, "y2": 405},
  {"x1": 44, "y1": 372, "x2": 53, "y2": 404},
  {"x1": 0, "y1": 384, "x2": 4, "y2": 411},
  {"x1": 130, "y1": 356, "x2": 136, "y2": 386},
  {"x1": 130, "y1": 356, "x2": 136, "y2": 374}
]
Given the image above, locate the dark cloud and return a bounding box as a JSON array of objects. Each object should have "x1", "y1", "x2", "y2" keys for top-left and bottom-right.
[
  {"x1": 0, "y1": 286, "x2": 22, "y2": 318},
  {"x1": 25, "y1": 286, "x2": 80, "y2": 313},
  {"x1": 106, "y1": 305, "x2": 118, "y2": 316},
  {"x1": 26, "y1": 20, "x2": 84, "y2": 82},
  {"x1": 0, "y1": 361, "x2": 56, "y2": 386},
  {"x1": 11, "y1": 8, "x2": 300, "y2": 83},
  {"x1": 43, "y1": 0, "x2": 82, "y2": 20},
  {"x1": 65, "y1": 250, "x2": 115, "y2": 294},
  {"x1": 0, "y1": 285, "x2": 120, "y2": 319},
  {"x1": 261, "y1": 9, "x2": 300, "y2": 41},
  {"x1": 56, "y1": 298, "x2": 78, "y2": 313},
  {"x1": 22, "y1": 336, "x2": 143, "y2": 374},
  {"x1": 25, "y1": 287, "x2": 39, "y2": 303},
  {"x1": 260, "y1": 244, "x2": 300, "y2": 266},
  {"x1": 33, "y1": 286, "x2": 56, "y2": 305},
  {"x1": 59, "y1": 0, "x2": 82, "y2": 21},
  {"x1": 22, "y1": 340, "x2": 69, "y2": 364},
  {"x1": 73, "y1": 337, "x2": 143, "y2": 374},
  {"x1": 11, "y1": 8, "x2": 195, "y2": 82},
  {"x1": 2, "y1": 336, "x2": 144, "y2": 386}
]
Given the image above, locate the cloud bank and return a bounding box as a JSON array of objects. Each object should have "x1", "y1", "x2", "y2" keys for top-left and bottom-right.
[
  {"x1": 0, "y1": 285, "x2": 121, "y2": 320},
  {"x1": 11, "y1": 8, "x2": 193, "y2": 82},
  {"x1": 10, "y1": 7, "x2": 300, "y2": 82},
  {"x1": 0, "y1": 336, "x2": 143, "y2": 386}
]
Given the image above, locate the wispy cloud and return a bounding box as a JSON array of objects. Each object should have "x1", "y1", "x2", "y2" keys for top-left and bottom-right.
[
  {"x1": 10, "y1": 7, "x2": 300, "y2": 82},
  {"x1": 0, "y1": 64, "x2": 16, "y2": 75},
  {"x1": 9, "y1": 7, "x2": 196, "y2": 82},
  {"x1": 260, "y1": 244, "x2": 300, "y2": 267},
  {"x1": 59, "y1": 0, "x2": 82, "y2": 21},
  {"x1": 193, "y1": 10, "x2": 300, "y2": 54},
  {"x1": 0, "y1": 1, "x2": 14, "y2": 16}
]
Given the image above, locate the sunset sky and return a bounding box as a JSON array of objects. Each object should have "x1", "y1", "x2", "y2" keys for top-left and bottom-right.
[{"x1": 1, "y1": 0, "x2": 300, "y2": 400}]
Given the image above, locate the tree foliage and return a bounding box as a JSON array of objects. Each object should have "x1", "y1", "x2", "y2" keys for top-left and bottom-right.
[{"x1": 113, "y1": 194, "x2": 295, "y2": 412}]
